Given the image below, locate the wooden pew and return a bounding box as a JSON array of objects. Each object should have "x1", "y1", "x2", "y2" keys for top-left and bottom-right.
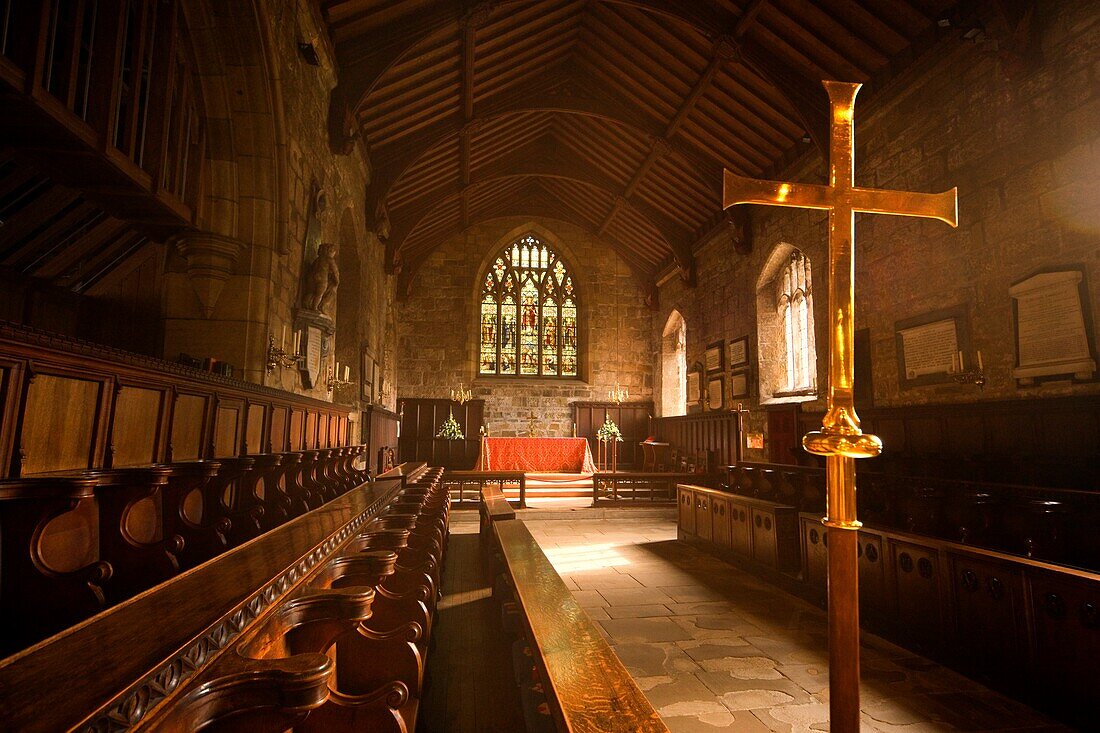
[
  {"x1": 0, "y1": 462, "x2": 446, "y2": 732},
  {"x1": 0, "y1": 476, "x2": 112, "y2": 656},
  {"x1": 162, "y1": 459, "x2": 229, "y2": 569},
  {"x1": 480, "y1": 482, "x2": 516, "y2": 538},
  {"x1": 488, "y1": 518, "x2": 669, "y2": 732}
]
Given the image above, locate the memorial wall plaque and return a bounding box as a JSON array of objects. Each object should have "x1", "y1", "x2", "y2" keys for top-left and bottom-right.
[
  {"x1": 900, "y1": 319, "x2": 958, "y2": 379},
  {"x1": 894, "y1": 305, "x2": 970, "y2": 389},
  {"x1": 1011, "y1": 270, "x2": 1096, "y2": 382},
  {"x1": 302, "y1": 326, "x2": 322, "y2": 388}
]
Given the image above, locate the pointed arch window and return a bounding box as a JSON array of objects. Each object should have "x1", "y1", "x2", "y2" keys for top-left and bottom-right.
[
  {"x1": 479, "y1": 234, "x2": 578, "y2": 377},
  {"x1": 777, "y1": 250, "x2": 814, "y2": 392}
]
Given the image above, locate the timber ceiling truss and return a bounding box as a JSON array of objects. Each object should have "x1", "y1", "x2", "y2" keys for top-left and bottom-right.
[{"x1": 318, "y1": 0, "x2": 956, "y2": 299}]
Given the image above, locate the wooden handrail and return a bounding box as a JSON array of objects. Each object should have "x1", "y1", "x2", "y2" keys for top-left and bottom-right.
[{"x1": 494, "y1": 520, "x2": 668, "y2": 732}]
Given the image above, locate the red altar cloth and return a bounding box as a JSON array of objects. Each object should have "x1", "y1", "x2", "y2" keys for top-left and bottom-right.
[{"x1": 475, "y1": 437, "x2": 595, "y2": 474}]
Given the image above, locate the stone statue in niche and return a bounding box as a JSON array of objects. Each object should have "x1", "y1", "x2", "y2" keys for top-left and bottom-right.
[{"x1": 302, "y1": 243, "x2": 339, "y2": 314}]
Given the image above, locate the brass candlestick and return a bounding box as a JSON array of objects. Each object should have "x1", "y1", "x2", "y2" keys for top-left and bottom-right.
[
  {"x1": 723, "y1": 80, "x2": 958, "y2": 731},
  {"x1": 325, "y1": 364, "x2": 355, "y2": 393},
  {"x1": 266, "y1": 332, "x2": 301, "y2": 372},
  {"x1": 951, "y1": 349, "x2": 986, "y2": 389}
]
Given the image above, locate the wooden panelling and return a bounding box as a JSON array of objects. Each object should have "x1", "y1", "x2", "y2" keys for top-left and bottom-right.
[
  {"x1": 711, "y1": 495, "x2": 731, "y2": 549},
  {"x1": 677, "y1": 486, "x2": 695, "y2": 534},
  {"x1": 798, "y1": 396, "x2": 1100, "y2": 490},
  {"x1": 889, "y1": 538, "x2": 946, "y2": 654},
  {"x1": 171, "y1": 394, "x2": 206, "y2": 461},
  {"x1": 362, "y1": 404, "x2": 400, "y2": 474},
  {"x1": 213, "y1": 405, "x2": 240, "y2": 458},
  {"x1": 270, "y1": 406, "x2": 288, "y2": 452},
  {"x1": 1028, "y1": 571, "x2": 1100, "y2": 713},
  {"x1": 686, "y1": 496, "x2": 1100, "y2": 728},
  {"x1": 21, "y1": 373, "x2": 105, "y2": 474},
  {"x1": 244, "y1": 404, "x2": 265, "y2": 454},
  {"x1": 290, "y1": 410, "x2": 304, "y2": 450},
  {"x1": 572, "y1": 401, "x2": 652, "y2": 469},
  {"x1": 652, "y1": 411, "x2": 739, "y2": 467},
  {"x1": 318, "y1": 413, "x2": 329, "y2": 448},
  {"x1": 398, "y1": 398, "x2": 484, "y2": 469},
  {"x1": 305, "y1": 411, "x2": 317, "y2": 449},
  {"x1": 729, "y1": 500, "x2": 752, "y2": 556},
  {"x1": 111, "y1": 387, "x2": 164, "y2": 466},
  {"x1": 694, "y1": 491, "x2": 712, "y2": 541},
  {"x1": 1, "y1": 322, "x2": 351, "y2": 477},
  {"x1": 948, "y1": 552, "x2": 1027, "y2": 689},
  {"x1": 733, "y1": 462, "x2": 1100, "y2": 570}
]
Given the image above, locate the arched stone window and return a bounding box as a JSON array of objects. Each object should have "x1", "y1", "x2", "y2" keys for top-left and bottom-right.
[
  {"x1": 757, "y1": 245, "x2": 817, "y2": 403},
  {"x1": 478, "y1": 233, "x2": 578, "y2": 377},
  {"x1": 660, "y1": 310, "x2": 687, "y2": 416}
]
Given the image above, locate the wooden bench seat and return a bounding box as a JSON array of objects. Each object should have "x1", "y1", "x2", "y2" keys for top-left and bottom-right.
[
  {"x1": 488, "y1": 518, "x2": 668, "y2": 732},
  {"x1": 0, "y1": 446, "x2": 380, "y2": 655}
]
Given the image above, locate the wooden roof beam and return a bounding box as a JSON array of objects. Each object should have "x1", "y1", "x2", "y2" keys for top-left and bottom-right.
[
  {"x1": 594, "y1": 31, "x2": 745, "y2": 283},
  {"x1": 334, "y1": 0, "x2": 743, "y2": 125},
  {"x1": 458, "y1": 7, "x2": 485, "y2": 228},
  {"x1": 363, "y1": 87, "x2": 725, "y2": 236},
  {"x1": 386, "y1": 159, "x2": 687, "y2": 274},
  {"x1": 395, "y1": 187, "x2": 659, "y2": 305}
]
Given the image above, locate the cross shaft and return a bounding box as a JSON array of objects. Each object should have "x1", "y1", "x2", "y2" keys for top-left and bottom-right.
[{"x1": 722, "y1": 80, "x2": 958, "y2": 732}]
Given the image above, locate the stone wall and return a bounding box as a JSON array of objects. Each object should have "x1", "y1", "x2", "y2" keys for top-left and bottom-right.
[
  {"x1": 161, "y1": 0, "x2": 395, "y2": 414},
  {"x1": 655, "y1": 1, "x2": 1100, "y2": 460},
  {"x1": 397, "y1": 219, "x2": 654, "y2": 436}
]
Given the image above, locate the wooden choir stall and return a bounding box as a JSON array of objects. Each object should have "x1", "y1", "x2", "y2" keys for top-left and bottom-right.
[{"x1": 0, "y1": 323, "x2": 453, "y2": 732}]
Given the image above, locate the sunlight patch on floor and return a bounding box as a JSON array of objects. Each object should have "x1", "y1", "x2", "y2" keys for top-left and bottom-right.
[{"x1": 542, "y1": 542, "x2": 632, "y2": 573}]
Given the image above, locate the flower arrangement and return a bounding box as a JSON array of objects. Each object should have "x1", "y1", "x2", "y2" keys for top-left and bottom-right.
[
  {"x1": 436, "y1": 409, "x2": 465, "y2": 440},
  {"x1": 596, "y1": 414, "x2": 623, "y2": 442}
]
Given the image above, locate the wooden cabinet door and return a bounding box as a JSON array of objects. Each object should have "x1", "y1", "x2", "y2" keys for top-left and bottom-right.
[
  {"x1": 750, "y1": 507, "x2": 778, "y2": 568},
  {"x1": 891, "y1": 539, "x2": 944, "y2": 656},
  {"x1": 695, "y1": 492, "x2": 712, "y2": 541},
  {"x1": 729, "y1": 500, "x2": 752, "y2": 556},
  {"x1": 1029, "y1": 571, "x2": 1100, "y2": 721},
  {"x1": 678, "y1": 487, "x2": 695, "y2": 534},
  {"x1": 949, "y1": 553, "x2": 1026, "y2": 690},
  {"x1": 711, "y1": 496, "x2": 732, "y2": 549},
  {"x1": 858, "y1": 531, "x2": 887, "y2": 617},
  {"x1": 803, "y1": 519, "x2": 828, "y2": 590}
]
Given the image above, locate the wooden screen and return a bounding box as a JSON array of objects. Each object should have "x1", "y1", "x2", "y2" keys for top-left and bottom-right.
[
  {"x1": 397, "y1": 399, "x2": 484, "y2": 470},
  {"x1": 571, "y1": 401, "x2": 653, "y2": 469}
]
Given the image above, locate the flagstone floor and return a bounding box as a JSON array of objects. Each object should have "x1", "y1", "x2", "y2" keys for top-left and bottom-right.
[{"x1": 523, "y1": 515, "x2": 1071, "y2": 733}]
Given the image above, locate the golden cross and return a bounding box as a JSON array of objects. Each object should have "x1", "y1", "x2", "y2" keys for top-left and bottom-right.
[{"x1": 723, "y1": 80, "x2": 958, "y2": 732}]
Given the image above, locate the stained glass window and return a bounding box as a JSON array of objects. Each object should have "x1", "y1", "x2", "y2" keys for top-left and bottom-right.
[{"x1": 479, "y1": 234, "x2": 578, "y2": 377}]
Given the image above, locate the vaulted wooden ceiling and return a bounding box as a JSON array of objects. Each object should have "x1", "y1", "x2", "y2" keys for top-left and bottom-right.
[{"x1": 319, "y1": 0, "x2": 956, "y2": 294}]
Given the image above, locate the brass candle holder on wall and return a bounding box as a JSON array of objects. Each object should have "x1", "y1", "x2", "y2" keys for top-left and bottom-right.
[{"x1": 266, "y1": 331, "x2": 302, "y2": 372}]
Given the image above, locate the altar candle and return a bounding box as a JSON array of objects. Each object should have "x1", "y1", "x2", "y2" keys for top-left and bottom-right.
[
  {"x1": 958, "y1": 350, "x2": 965, "y2": 370},
  {"x1": 344, "y1": 365, "x2": 350, "y2": 381},
  {"x1": 281, "y1": 325, "x2": 286, "y2": 349},
  {"x1": 977, "y1": 350, "x2": 983, "y2": 371},
  {"x1": 951, "y1": 351, "x2": 958, "y2": 373}
]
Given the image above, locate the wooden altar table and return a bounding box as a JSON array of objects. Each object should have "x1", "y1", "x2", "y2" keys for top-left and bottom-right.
[{"x1": 475, "y1": 437, "x2": 595, "y2": 474}]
